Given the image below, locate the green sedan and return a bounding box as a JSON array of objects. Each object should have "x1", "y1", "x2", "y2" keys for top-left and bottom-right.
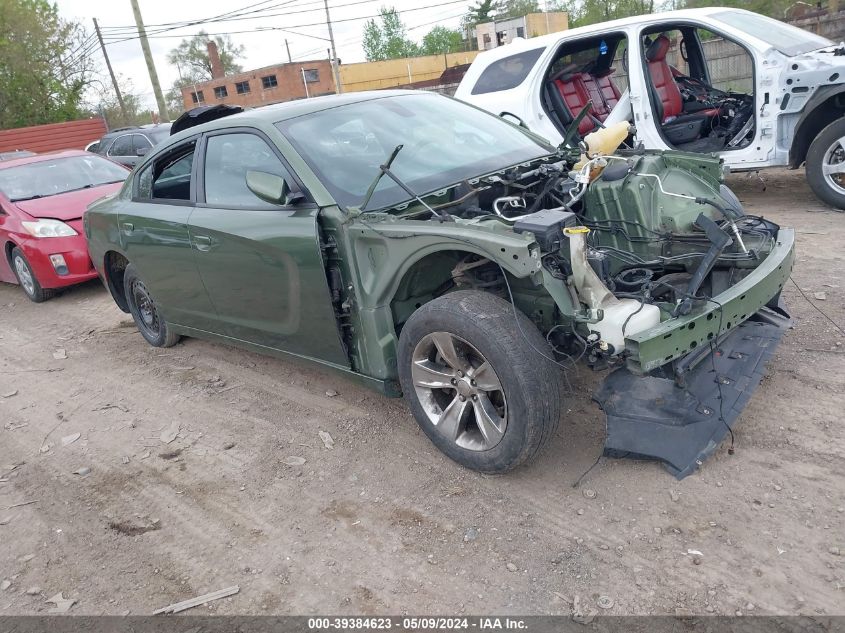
[{"x1": 85, "y1": 91, "x2": 793, "y2": 478}]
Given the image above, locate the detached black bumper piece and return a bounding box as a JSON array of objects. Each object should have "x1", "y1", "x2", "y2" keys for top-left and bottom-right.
[{"x1": 594, "y1": 308, "x2": 790, "y2": 479}]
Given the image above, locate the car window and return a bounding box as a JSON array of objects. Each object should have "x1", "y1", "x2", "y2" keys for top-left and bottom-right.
[
  {"x1": 276, "y1": 93, "x2": 552, "y2": 210},
  {"x1": 133, "y1": 135, "x2": 153, "y2": 151},
  {"x1": 204, "y1": 133, "x2": 292, "y2": 209},
  {"x1": 108, "y1": 135, "x2": 133, "y2": 156},
  {"x1": 694, "y1": 28, "x2": 753, "y2": 94},
  {"x1": 136, "y1": 141, "x2": 196, "y2": 202},
  {"x1": 471, "y1": 48, "x2": 545, "y2": 95}
]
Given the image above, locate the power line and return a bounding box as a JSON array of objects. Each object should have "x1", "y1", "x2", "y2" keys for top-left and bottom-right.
[
  {"x1": 98, "y1": 0, "x2": 317, "y2": 35},
  {"x1": 289, "y1": 8, "x2": 468, "y2": 60},
  {"x1": 101, "y1": 0, "x2": 471, "y2": 44},
  {"x1": 101, "y1": 0, "x2": 400, "y2": 35}
]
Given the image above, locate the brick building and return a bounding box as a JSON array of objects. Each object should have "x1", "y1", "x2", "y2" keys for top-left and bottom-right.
[{"x1": 180, "y1": 41, "x2": 335, "y2": 111}]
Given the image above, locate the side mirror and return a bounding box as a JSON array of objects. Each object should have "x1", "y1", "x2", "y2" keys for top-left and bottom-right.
[
  {"x1": 246, "y1": 170, "x2": 304, "y2": 206},
  {"x1": 136, "y1": 146, "x2": 150, "y2": 157}
]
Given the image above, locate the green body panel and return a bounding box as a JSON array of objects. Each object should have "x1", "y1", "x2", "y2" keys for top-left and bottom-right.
[
  {"x1": 320, "y1": 211, "x2": 550, "y2": 382},
  {"x1": 117, "y1": 200, "x2": 218, "y2": 331},
  {"x1": 584, "y1": 151, "x2": 725, "y2": 269},
  {"x1": 625, "y1": 228, "x2": 795, "y2": 373},
  {"x1": 187, "y1": 204, "x2": 348, "y2": 366}
]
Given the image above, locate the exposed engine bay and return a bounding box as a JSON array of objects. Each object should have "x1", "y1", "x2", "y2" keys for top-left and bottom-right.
[
  {"x1": 376, "y1": 128, "x2": 781, "y2": 374},
  {"x1": 355, "y1": 126, "x2": 793, "y2": 478}
]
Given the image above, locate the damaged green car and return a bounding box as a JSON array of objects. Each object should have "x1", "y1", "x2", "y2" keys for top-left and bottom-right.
[{"x1": 85, "y1": 91, "x2": 794, "y2": 478}]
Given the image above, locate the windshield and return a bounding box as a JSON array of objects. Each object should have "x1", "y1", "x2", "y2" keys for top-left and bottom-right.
[
  {"x1": 712, "y1": 10, "x2": 831, "y2": 56},
  {"x1": 0, "y1": 155, "x2": 128, "y2": 202},
  {"x1": 275, "y1": 94, "x2": 553, "y2": 210}
]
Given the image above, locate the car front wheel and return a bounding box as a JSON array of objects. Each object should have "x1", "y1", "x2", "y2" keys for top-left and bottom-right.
[
  {"x1": 397, "y1": 290, "x2": 561, "y2": 473},
  {"x1": 806, "y1": 117, "x2": 845, "y2": 210},
  {"x1": 11, "y1": 247, "x2": 56, "y2": 303},
  {"x1": 123, "y1": 263, "x2": 180, "y2": 348}
]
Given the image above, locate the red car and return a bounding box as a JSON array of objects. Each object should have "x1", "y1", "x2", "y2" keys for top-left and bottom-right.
[{"x1": 0, "y1": 150, "x2": 128, "y2": 302}]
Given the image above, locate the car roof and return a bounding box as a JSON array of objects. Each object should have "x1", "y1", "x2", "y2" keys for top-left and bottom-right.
[
  {"x1": 166, "y1": 90, "x2": 427, "y2": 144},
  {"x1": 0, "y1": 149, "x2": 91, "y2": 170},
  {"x1": 469, "y1": 7, "x2": 749, "y2": 63}
]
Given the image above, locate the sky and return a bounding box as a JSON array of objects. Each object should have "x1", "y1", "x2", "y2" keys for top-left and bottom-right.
[{"x1": 55, "y1": 0, "x2": 473, "y2": 111}]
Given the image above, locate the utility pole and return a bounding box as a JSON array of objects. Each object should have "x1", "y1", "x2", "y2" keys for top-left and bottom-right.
[
  {"x1": 129, "y1": 0, "x2": 169, "y2": 121},
  {"x1": 93, "y1": 18, "x2": 128, "y2": 125},
  {"x1": 323, "y1": 0, "x2": 343, "y2": 93},
  {"x1": 285, "y1": 39, "x2": 292, "y2": 63}
]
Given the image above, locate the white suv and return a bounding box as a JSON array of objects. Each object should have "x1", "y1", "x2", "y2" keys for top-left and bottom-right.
[{"x1": 456, "y1": 8, "x2": 845, "y2": 209}]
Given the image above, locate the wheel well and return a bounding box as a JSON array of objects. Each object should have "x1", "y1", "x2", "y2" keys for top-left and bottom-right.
[
  {"x1": 790, "y1": 94, "x2": 845, "y2": 168},
  {"x1": 104, "y1": 251, "x2": 130, "y2": 313},
  {"x1": 4, "y1": 241, "x2": 15, "y2": 268},
  {"x1": 389, "y1": 250, "x2": 509, "y2": 334}
]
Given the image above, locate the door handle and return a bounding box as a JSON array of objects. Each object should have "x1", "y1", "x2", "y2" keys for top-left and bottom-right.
[
  {"x1": 192, "y1": 235, "x2": 216, "y2": 252},
  {"x1": 120, "y1": 222, "x2": 134, "y2": 235}
]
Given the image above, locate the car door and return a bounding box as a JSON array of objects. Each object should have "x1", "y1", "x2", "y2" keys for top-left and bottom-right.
[
  {"x1": 188, "y1": 127, "x2": 349, "y2": 367},
  {"x1": 118, "y1": 137, "x2": 218, "y2": 331},
  {"x1": 107, "y1": 133, "x2": 136, "y2": 167}
]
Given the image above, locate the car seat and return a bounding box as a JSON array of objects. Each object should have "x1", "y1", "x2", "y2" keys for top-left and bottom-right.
[{"x1": 644, "y1": 35, "x2": 714, "y2": 145}]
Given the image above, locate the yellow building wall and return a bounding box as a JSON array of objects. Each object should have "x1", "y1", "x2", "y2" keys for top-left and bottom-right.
[
  {"x1": 524, "y1": 12, "x2": 569, "y2": 38},
  {"x1": 339, "y1": 51, "x2": 481, "y2": 92}
]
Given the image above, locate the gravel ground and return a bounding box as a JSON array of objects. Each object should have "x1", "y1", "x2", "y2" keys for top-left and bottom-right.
[{"x1": 0, "y1": 168, "x2": 843, "y2": 617}]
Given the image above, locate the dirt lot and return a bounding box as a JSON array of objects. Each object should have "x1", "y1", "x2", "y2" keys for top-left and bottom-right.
[{"x1": 0, "y1": 169, "x2": 843, "y2": 617}]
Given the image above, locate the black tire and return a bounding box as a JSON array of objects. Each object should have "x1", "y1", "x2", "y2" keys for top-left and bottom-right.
[
  {"x1": 806, "y1": 117, "x2": 845, "y2": 211},
  {"x1": 123, "y1": 263, "x2": 180, "y2": 348},
  {"x1": 397, "y1": 290, "x2": 561, "y2": 473},
  {"x1": 10, "y1": 247, "x2": 56, "y2": 303}
]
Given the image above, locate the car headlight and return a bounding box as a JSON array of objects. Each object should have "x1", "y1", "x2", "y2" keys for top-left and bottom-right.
[{"x1": 21, "y1": 219, "x2": 78, "y2": 238}]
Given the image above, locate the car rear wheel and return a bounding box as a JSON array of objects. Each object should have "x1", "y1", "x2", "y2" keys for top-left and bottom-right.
[
  {"x1": 397, "y1": 290, "x2": 561, "y2": 473},
  {"x1": 11, "y1": 247, "x2": 56, "y2": 303},
  {"x1": 806, "y1": 117, "x2": 845, "y2": 211},
  {"x1": 123, "y1": 263, "x2": 180, "y2": 348}
]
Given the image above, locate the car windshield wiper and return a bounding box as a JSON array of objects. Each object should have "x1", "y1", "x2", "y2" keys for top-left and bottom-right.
[
  {"x1": 359, "y1": 145, "x2": 451, "y2": 221},
  {"x1": 10, "y1": 194, "x2": 46, "y2": 202}
]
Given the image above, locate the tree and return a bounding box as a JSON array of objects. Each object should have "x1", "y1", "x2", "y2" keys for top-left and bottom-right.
[
  {"x1": 164, "y1": 31, "x2": 244, "y2": 116},
  {"x1": 0, "y1": 0, "x2": 97, "y2": 128},
  {"x1": 85, "y1": 76, "x2": 151, "y2": 128},
  {"x1": 495, "y1": 0, "x2": 541, "y2": 20},
  {"x1": 166, "y1": 31, "x2": 244, "y2": 82},
  {"x1": 362, "y1": 7, "x2": 420, "y2": 61},
  {"x1": 462, "y1": 0, "x2": 496, "y2": 28},
  {"x1": 420, "y1": 26, "x2": 464, "y2": 55},
  {"x1": 681, "y1": 0, "x2": 793, "y2": 17},
  {"x1": 552, "y1": 0, "x2": 661, "y2": 28}
]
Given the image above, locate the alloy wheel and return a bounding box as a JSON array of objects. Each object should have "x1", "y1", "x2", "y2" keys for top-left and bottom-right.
[
  {"x1": 410, "y1": 331, "x2": 507, "y2": 451},
  {"x1": 13, "y1": 255, "x2": 35, "y2": 297},
  {"x1": 822, "y1": 136, "x2": 845, "y2": 195}
]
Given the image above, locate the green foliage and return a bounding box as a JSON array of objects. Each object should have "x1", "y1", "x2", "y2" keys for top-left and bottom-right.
[
  {"x1": 166, "y1": 30, "x2": 244, "y2": 82},
  {"x1": 164, "y1": 30, "x2": 244, "y2": 115},
  {"x1": 554, "y1": 0, "x2": 794, "y2": 28},
  {"x1": 362, "y1": 7, "x2": 420, "y2": 61},
  {"x1": 462, "y1": 0, "x2": 496, "y2": 28},
  {"x1": 0, "y1": 0, "x2": 95, "y2": 128},
  {"x1": 91, "y1": 77, "x2": 151, "y2": 128},
  {"x1": 495, "y1": 0, "x2": 541, "y2": 20},
  {"x1": 682, "y1": 0, "x2": 794, "y2": 17},
  {"x1": 551, "y1": 0, "x2": 659, "y2": 28},
  {"x1": 419, "y1": 26, "x2": 465, "y2": 55}
]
